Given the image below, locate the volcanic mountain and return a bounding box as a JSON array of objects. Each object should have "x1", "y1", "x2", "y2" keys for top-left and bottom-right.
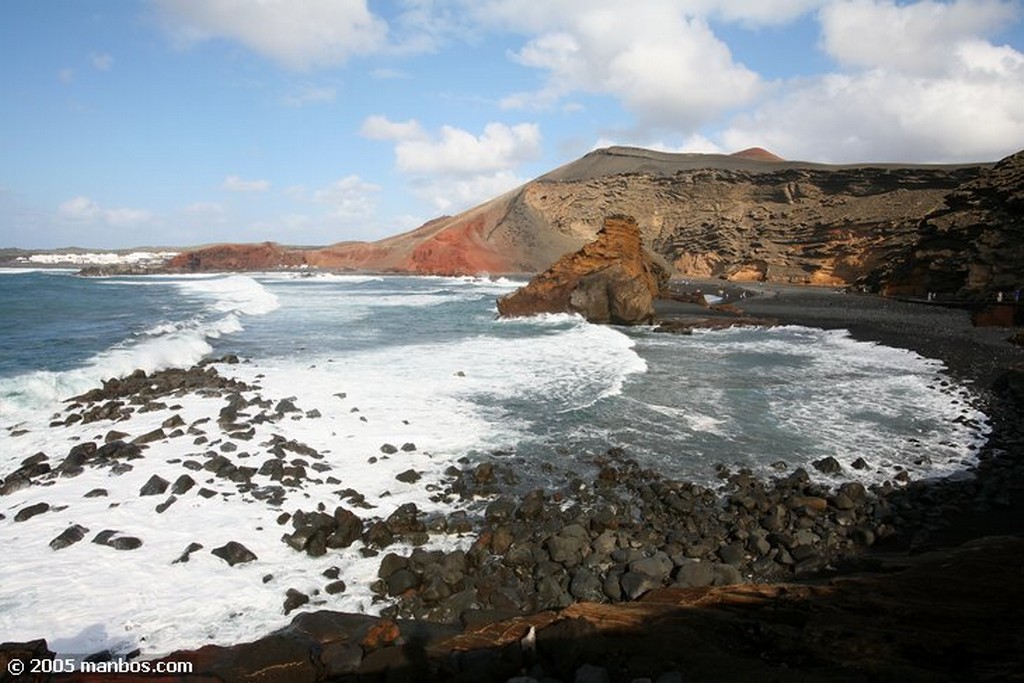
[{"x1": 166, "y1": 146, "x2": 1001, "y2": 293}]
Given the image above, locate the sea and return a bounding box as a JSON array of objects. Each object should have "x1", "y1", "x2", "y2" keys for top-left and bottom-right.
[{"x1": 0, "y1": 268, "x2": 989, "y2": 657}]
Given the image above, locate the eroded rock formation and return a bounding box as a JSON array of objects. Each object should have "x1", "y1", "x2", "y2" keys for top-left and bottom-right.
[
  {"x1": 879, "y1": 149, "x2": 1024, "y2": 298},
  {"x1": 496, "y1": 215, "x2": 668, "y2": 324}
]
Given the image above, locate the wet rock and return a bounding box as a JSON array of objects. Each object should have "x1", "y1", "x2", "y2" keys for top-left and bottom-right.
[
  {"x1": 92, "y1": 530, "x2": 143, "y2": 550},
  {"x1": 1, "y1": 472, "x2": 32, "y2": 496},
  {"x1": 546, "y1": 524, "x2": 590, "y2": 568},
  {"x1": 401, "y1": 442, "x2": 417, "y2": 452},
  {"x1": 139, "y1": 474, "x2": 170, "y2": 496},
  {"x1": 674, "y1": 560, "x2": 716, "y2": 588},
  {"x1": 275, "y1": 398, "x2": 300, "y2": 415},
  {"x1": 396, "y1": 469, "x2": 422, "y2": 484},
  {"x1": 50, "y1": 524, "x2": 89, "y2": 550},
  {"x1": 173, "y1": 542, "x2": 204, "y2": 564},
  {"x1": 632, "y1": 552, "x2": 674, "y2": 579},
  {"x1": 620, "y1": 571, "x2": 662, "y2": 600},
  {"x1": 14, "y1": 502, "x2": 49, "y2": 522},
  {"x1": 155, "y1": 496, "x2": 177, "y2": 514},
  {"x1": 283, "y1": 588, "x2": 309, "y2": 615},
  {"x1": 570, "y1": 568, "x2": 606, "y2": 603},
  {"x1": 363, "y1": 521, "x2": 395, "y2": 549},
  {"x1": 326, "y1": 580, "x2": 347, "y2": 595},
  {"x1": 132, "y1": 428, "x2": 166, "y2": 445},
  {"x1": 212, "y1": 541, "x2": 258, "y2": 566},
  {"x1": 328, "y1": 506, "x2": 364, "y2": 549},
  {"x1": 812, "y1": 456, "x2": 843, "y2": 475},
  {"x1": 84, "y1": 488, "x2": 108, "y2": 498},
  {"x1": 386, "y1": 503, "x2": 426, "y2": 536},
  {"x1": 386, "y1": 569, "x2": 421, "y2": 596},
  {"x1": 380, "y1": 443, "x2": 398, "y2": 454},
  {"x1": 171, "y1": 474, "x2": 196, "y2": 495},
  {"x1": 162, "y1": 414, "x2": 186, "y2": 430}
]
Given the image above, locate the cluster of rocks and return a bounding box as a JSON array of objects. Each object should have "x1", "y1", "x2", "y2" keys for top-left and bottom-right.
[
  {"x1": 369, "y1": 452, "x2": 895, "y2": 626},
  {"x1": 54, "y1": 358, "x2": 251, "y2": 428}
]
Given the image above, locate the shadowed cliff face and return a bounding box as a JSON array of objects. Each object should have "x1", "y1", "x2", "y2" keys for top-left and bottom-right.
[
  {"x1": 879, "y1": 149, "x2": 1024, "y2": 298},
  {"x1": 516, "y1": 157, "x2": 982, "y2": 286},
  {"x1": 163, "y1": 147, "x2": 994, "y2": 283}
]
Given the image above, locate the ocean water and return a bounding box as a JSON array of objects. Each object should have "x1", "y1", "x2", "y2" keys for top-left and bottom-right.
[{"x1": 0, "y1": 270, "x2": 989, "y2": 656}]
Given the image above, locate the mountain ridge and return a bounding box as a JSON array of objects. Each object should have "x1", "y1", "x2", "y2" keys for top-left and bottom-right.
[{"x1": 163, "y1": 146, "x2": 1006, "y2": 295}]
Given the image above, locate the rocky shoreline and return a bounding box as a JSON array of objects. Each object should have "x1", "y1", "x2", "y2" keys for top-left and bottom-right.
[{"x1": 2, "y1": 286, "x2": 1022, "y2": 682}]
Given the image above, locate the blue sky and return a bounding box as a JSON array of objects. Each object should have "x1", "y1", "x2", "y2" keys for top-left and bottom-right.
[{"x1": 2, "y1": 0, "x2": 1023, "y2": 249}]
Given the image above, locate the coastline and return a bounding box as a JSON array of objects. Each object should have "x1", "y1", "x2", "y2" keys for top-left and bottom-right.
[{"x1": 2, "y1": 283, "x2": 1022, "y2": 681}]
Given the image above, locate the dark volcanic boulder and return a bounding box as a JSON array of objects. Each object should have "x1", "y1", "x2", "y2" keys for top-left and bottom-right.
[
  {"x1": 497, "y1": 215, "x2": 669, "y2": 325},
  {"x1": 50, "y1": 524, "x2": 89, "y2": 550},
  {"x1": 14, "y1": 502, "x2": 49, "y2": 522},
  {"x1": 212, "y1": 541, "x2": 258, "y2": 566}
]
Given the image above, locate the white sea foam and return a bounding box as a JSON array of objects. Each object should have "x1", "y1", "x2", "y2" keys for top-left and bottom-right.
[
  {"x1": 0, "y1": 276, "x2": 279, "y2": 419},
  {"x1": 174, "y1": 274, "x2": 281, "y2": 316},
  {"x1": 0, "y1": 277, "x2": 993, "y2": 660},
  {"x1": 625, "y1": 325, "x2": 990, "y2": 484}
]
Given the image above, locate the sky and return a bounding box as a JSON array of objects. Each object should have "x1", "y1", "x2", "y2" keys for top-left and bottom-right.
[{"x1": 1, "y1": 0, "x2": 1023, "y2": 249}]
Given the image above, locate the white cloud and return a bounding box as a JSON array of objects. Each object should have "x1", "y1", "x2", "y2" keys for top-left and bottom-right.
[
  {"x1": 59, "y1": 196, "x2": 154, "y2": 227},
  {"x1": 412, "y1": 171, "x2": 525, "y2": 213},
  {"x1": 58, "y1": 68, "x2": 75, "y2": 83},
  {"x1": 104, "y1": 207, "x2": 153, "y2": 227},
  {"x1": 361, "y1": 116, "x2": 540, "y2": 214},
  {"x1": 705, "y1": 0, "x2": 1024, "y2": 163},
  {"x1": 152, "y1": 0, "x2": 389, "y2": 69},
  {"x1": 223, "y1": 175, "x2": 270, "y2": 192},
  {"x1": 720, "y1": 58, "x2": 1024, "y2": 162},
  {"x1": 183, "y1": 201, "x2": 227, "y2": 223},
  {"x1": 359, "y1": 115, "x2": 427, "y2": 141},
  {"x1": 487, "y1": 1, "x2": 762, "y2": 129},
  {"x1": 369, "y1": 67, "x2": 410, "y2": 80},
  {"x1": 59, "y1": 196, "x2": 102, "y2": 221},
  {"x1": 392, "y1": 121, "x2": 542, "y2": 174},
  {"x1": 282, "y1": 83, "x2": 337, "y2": 106},
  {"x1": 819, "y1": 0, "x2": 1019, "y2": 74},
  {"x1": 312, "y1": 175, "x2": 381, "y2": 223},
  {"x1": 592, "y1": 134, "x2": 726, "y2": 155},
  {"x1": 90, "y1": 52, "x2": 114, "y2": 71}
]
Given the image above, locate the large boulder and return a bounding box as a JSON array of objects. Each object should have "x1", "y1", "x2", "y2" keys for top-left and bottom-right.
[{"x1": 497, "y1": 214, "x2": 669, "y2": 324}]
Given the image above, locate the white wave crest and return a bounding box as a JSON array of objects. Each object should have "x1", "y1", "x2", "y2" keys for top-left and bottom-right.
[{"x1": 175, "y1": 274, "x2": 281, "y2": 316}]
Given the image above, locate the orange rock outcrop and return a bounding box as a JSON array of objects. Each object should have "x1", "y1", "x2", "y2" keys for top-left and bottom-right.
[{"x1": 496, "y1": 215, "x2": 669, "y2": 324}]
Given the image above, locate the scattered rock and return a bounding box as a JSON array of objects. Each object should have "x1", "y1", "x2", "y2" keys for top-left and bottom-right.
[
  {"x1": 50, "y1": 524, "x2": 89, "y2": 550},
  {"x1": 396, "y1": 469, "x2": 422, "y2": 484},
  {"x1": 92, "y1": 530, "x2": 143, "y2": 550},
  {"x1": 173, "y1": 542, "x2": 204, "y2": 564},
  {"x1": 139, "y1": 474, "x2": 170, "y2": 496},
  {"x1": 283, "y1": 588, "x2": 309, "y2": 615},
  {"x1": 212, "y1": 541, "x2": 258, "y2": 566},
  {"x1": 812, "y1": 456, "x2": 843, "y2": 475},
  {"x1": 14, "y1": 502, "x2": 49, "y2": 522}
]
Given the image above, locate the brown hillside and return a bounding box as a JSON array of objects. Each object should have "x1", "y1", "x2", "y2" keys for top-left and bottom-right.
[{"x1": 164, "y1": 146, "x2": 996, "y2": 287}]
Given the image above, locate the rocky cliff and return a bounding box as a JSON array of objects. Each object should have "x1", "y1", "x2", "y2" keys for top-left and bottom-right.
[
  {"x1": 496, "y1": 215, "x2": 669, "y2": 324},
  {"x1": 878, "y1": 149, "x2": 1024, "y2": 298},
  {"x1": 164, "y1": 147, "x2": 993, "y2": 286}
]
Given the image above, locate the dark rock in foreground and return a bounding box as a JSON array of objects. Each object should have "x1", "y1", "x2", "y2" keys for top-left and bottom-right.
[{"x1": 12, "y1": 536, "x2": 1017, "y2": 682}]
